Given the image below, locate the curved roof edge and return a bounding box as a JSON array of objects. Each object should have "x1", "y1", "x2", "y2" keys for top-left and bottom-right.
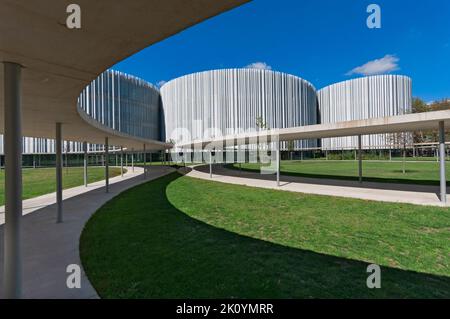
[
  {"x1": 318, "y1": 74, "x2": 412, "y2": 92},
  {"x1": 106, "y1": 69, "x2": 160, "y2": 92},
  {"x1": 160, "y1": 68, "x2": 317, "y2": 91}
]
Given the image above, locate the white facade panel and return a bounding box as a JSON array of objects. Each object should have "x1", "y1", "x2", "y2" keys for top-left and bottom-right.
[
  {"x1": 160, "y1": 69, "x2": 318, "y2": 150},
  {"x1": 318, "y1": 75, "x2": 412, "y2": 150}
]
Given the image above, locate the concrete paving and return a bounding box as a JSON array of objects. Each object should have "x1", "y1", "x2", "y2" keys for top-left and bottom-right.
[
  {"x1": 0, "y1": 166, "x2": 175, "y2": 299},
  {"x1": 190, "y1": 165, "x2": 450, "y2": 207}
]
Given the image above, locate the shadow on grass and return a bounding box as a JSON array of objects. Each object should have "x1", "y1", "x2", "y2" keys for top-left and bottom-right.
[
  {"x1": 225, "y1": 164, "x2": 446, "y2": 187},
  {"x1": 80, "y1": 173, "x2": 450, "y2": 299}
]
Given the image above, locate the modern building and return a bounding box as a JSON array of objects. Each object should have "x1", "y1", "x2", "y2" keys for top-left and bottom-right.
[
  {"x1": 1, "y1": 1, "x2": 449, "y2": 301},
  {"x1": 318, "y1": 75, "x2": 412, "y2": 150},
  {"x1": 0, "y1": 70, "x2": 413, "y2": 159},
  {"x1": 161, "y1": 71, "x2": 413, "y2": 152},
  {"x1": 160, "y1": 69, "x2": 318, "y2": 150},
  {"x1": 78, "y1": 70, "x2": 163, "y2": 142},
  {"x1": 0, "y1": 70, "x2": 164, "y2": 163}
]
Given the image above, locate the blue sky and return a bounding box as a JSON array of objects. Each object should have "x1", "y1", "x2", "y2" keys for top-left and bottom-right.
[{"x1": 113, "y1": 0, "x2": 450, "y2": 102}]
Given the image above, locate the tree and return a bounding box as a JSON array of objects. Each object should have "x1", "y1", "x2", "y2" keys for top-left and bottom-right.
[
  {"x1": 287, "y1": 140, "x2": 295, "y2": 160},
  {"x1": 255, "y1": 116, "x2": 271, "y2": 163},
  {"x1": 429, "y1": 98, "x2": 450, "y2": 111},
  {"x1": 389, "y1": 131, "x2": 412, "y2": 174},
  {"x1": 255, "y1": 116, "x2": 269, "y2": 131},
  {"x1": 411, "y1": 97, "x2": 450, "y2": 144},
  {"x1": 412, "y1": 97, "x2": 429, "y2": 113}
]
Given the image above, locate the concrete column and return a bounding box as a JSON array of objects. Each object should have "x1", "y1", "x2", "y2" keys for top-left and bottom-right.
[
  {"x1": 83, "y1": 141, "x2": 88, "y2": 187},
  {"x1": 125, "y1": 151, "x2": 128, "y2": 168},
  {"x1": 276, "y1": 140, "x2": 280, "y2": 187},
  {"x1": 56, "y1": 123, "x2": 63, "y2": 223},
  {"x1": 120, "y1": 146, "x2": 124, "y2": 177},
  {"x1": 143, "y1": 144, "x2": 147, "y2": 179},
  {"x1": 358, "y1": 135, "x2": 363, "y2": 184},
  {"x1": 105, "y1": 137, "x2": 109, "y2": 193},
  {"x1": 209, "y1": 150, "x2": 213, "y2": 179},
  {"x1": 65, "y1": 141, "x2": 69, "y2": 173},
  {"x1": 3, "y1": 62, "x2": 23, "y2": 299},
  {"x1": 131, "y1": 148, "x2": 134, "y2": 172},
  {"x1": 439, "y1": 121, "x2": 447, "y2": 204}
]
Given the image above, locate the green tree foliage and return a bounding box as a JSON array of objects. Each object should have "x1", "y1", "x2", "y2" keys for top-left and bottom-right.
[{"x1": 411, "y1": 97, "x2": 450, "y2": 143}]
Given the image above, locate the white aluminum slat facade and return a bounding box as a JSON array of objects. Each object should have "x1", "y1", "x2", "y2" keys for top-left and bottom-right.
[
  {"x1": 78, "y1": 70, "x2": 161, "y2": 142},
  {"x1": 318, "y1": 75, "x2": 412, "y2": 150},
  {"x1": 0, "y1": 70, "x2": 162, "y2": 155},
  {"x1": 160, "y1": 69, "x2": 318, "y2": 150}
]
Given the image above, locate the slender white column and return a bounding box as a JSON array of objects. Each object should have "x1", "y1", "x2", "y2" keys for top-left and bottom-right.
[
  {"x1": 3, "y1": 62, "x2": 23, "y2": 299},
  {"x1": 439, "y1": 121, "x2": 447, "y2": 204},
  {"x1": 83, "y1": 141, "x2": 88, "y2": 187},
  {"x1": 209, "y1": 150, "x2": 213, "y2": 178},
  {"x1": 56, "y1": 123, "x2": 63, "y2": 223},
  {"x1": 276, "y1": 140, "x2": 280, "y2": 186},
  {"x1": 131, "y1": 148, "x2": 134, "y2": 172},
  {"x1": 143, "y1": 144, "x2": 147, "y2": 179},
  {"x1": 105, "y1": 137, "x2": 109, "y2": 193},
  {"x1": 358, "y1": 135, "x2": 363, "y2": 183},
  {"x1": 65, "y1": 141, "x2": 70, "y2": 174}
]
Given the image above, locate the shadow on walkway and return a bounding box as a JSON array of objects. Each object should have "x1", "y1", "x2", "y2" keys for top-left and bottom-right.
[
  {"x1": 80, "y1": 172, "x2": 450, "y2": 299},
  {"x1": 0, "y1": 166, "x2": 173, "y2": 299}
]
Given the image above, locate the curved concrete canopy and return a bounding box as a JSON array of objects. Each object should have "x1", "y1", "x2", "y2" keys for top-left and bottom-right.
[
  {"x1": 0, "y1": 0, "x2": 249, "y2": 150},
  {"x1": 179, "y1": 110, "x2": 450, "y2": 149}
]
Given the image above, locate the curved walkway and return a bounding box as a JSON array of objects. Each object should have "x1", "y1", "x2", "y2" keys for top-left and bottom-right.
[
  {"x1": 190, "y1": 165, "x2": 449, "y2": 207},
  {"x1": 0, "y1": 166, "x2": 175, "y2": 298},
  {"x1": 0, "y1": 166, "x2": 138, "y2": 225}
]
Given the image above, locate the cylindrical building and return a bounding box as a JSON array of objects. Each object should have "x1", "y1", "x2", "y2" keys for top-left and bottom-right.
[
  {"x1": 318, "y1": 75, "x2": 412, "y2": 150},
  {"x1": 160, "y1": 68, "x2": 318, "y2": 150},
  {"x1": 78, "y1": 69, "x2": 162, "y2": 142},
  {"x1": 0, "y1": 70, "x2": 163, "y2": 158}
]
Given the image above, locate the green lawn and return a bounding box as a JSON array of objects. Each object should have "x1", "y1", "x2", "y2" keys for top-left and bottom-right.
[
  {"x1": 230, "y1": 160, "x2": 450, "y2": 185},
  {"x1": 80, "y1": 173, "x2": 450, "y2": 298},
  {"x1": 0, "y1": 167, "x2": 123, "y2": 206}
]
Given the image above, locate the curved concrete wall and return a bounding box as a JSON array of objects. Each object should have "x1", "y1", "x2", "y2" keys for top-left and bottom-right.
[
  {"x1": 160, "y1": 69, "x2": 318, "y2": 150},
  {"x1": 318, "y1": 75, "x2": 412, "y2": 150}
]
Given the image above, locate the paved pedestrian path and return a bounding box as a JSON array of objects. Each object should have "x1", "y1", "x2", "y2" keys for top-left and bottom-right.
[
  {"x1": 0, "y1": 166, "x2": 140, "y2": 225},
  {"x1": 189, "y1": 165, "x2": 449, "y2": 207},
  {"x1": 0, "y1": 166, "x2": 174, "y2": 299}
]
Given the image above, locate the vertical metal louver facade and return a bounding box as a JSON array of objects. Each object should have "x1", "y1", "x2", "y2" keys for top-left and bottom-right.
[
  {"x1": 0, "y1": 70, "x2": 162, "y2": 155},
  {"x1": 78, "y1": 69, "x2": 161, "y2": 142},
  {"x1": 160, "y1": 69, "x2": 318, "y2": 150},
  {"x1": 318, "y1": 75, "x2": 412, "y2": 150}
]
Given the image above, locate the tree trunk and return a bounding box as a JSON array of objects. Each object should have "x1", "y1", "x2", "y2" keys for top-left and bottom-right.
[{"x1": 403, "y1": 147, "x2": 406, "y2": 174}]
